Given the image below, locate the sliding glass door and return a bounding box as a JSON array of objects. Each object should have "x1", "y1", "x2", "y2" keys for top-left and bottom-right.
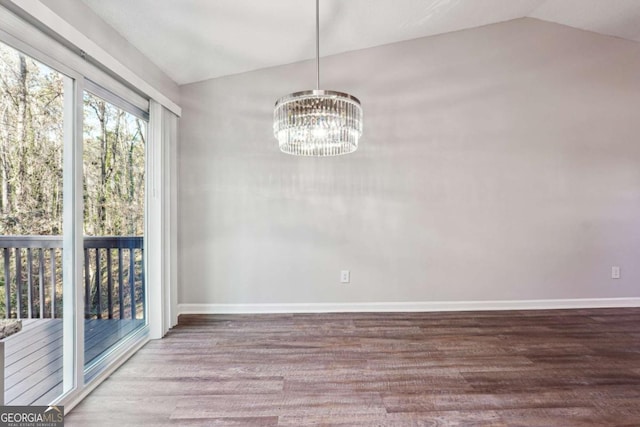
[
  {"x1": 0, "y1": 19, "x2": 151, "y2": 403},
  {"x1": 82, "y1": 89, "x2": 147, "y2": 377}
]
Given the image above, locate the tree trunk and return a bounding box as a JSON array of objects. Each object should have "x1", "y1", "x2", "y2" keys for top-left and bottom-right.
[
  {"x1": 0, "y1": 107, "x2": 12, "y2": 214},
  {"x1": 97, "y1": 100, "x2": 107, "y2": 236},
  {"x1": 15, "y1": 54, "x2": 28, "y2": 208}
]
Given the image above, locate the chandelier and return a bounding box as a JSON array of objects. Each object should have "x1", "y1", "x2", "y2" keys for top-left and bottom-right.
[{"x1": 273, "y1": 0, "x2": 363, "y2": 156}]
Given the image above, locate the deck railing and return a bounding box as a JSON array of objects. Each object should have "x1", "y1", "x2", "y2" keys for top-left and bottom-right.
[{"x1": 0, "y1": 236, "x2": 144, "y2": 320}]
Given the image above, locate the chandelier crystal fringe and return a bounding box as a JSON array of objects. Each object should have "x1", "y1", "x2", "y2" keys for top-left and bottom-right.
[
  {"x1": 274, "y1": 90, "x2": 362, "y2": 156},
  {"x1": 273, "y1": 0, "x2": 363, "y2": 156}
]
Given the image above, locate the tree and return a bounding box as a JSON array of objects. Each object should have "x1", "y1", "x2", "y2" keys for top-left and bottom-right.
[
  {"x1": 0, "y1": 40, "x2": 146, "y2": 319},
  {"x1": 83, "y1": 92, "x2": 145, "y2": 237}
]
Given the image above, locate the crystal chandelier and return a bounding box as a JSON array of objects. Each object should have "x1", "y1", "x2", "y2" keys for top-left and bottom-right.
[{"x1": 273, "y1": 0, "x2": 363, "y2": 156}]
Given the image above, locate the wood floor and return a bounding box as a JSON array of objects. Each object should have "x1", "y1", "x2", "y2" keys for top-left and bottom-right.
[{"x1": 66, "y1": 308, "x2": 640, "y2": 426}]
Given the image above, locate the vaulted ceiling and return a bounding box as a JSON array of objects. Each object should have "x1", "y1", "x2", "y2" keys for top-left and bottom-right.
[{"x1": 80, "y1": 0, "x2": 640, "y2": 85}]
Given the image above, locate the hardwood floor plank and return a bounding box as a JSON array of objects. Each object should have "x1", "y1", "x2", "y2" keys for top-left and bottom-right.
[
  {"x1": 277, "y1": 413, "x2": 391, "y2": 426},
  {"x1": 170, "y1": 393, "x2": 387, "y2": 419},
  {"x1": 383, "y1": 410, "x2": 507, "y2": 427},
  {"x1": 383, "y1": 390, "x2": 599, "y2": 412},
  {"x1": 495, "y1": 407, "x2": 604, "y2": 427},
  {"x1": 65, "y1": 395, "x2": 178, "y2": 425},
  {"x1": 89, "y1": 377, "x2": 284, "y2": 397},
  {"x1": 65, "y1": 308, "x2": 640, "y2": 426},
  {"x1": 462, "y1": 368, "x2": 640, "y2": 394}
]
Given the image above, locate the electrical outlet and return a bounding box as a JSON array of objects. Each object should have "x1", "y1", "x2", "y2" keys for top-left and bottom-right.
[
  {"x1": 340, "y1": 270, "x2": 350, "y2": 283},
  {"x1": 611, "y1": 266, "x2": 621, "y2": 279}
]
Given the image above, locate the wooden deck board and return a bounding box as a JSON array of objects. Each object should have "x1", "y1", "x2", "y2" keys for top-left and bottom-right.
[
  {"x1": 5, "y1": 321, "x2": 63, "y2": 362},
  {"x1": 2, "y1": 318, "x2": 145, "y2": 405},
  {"x1": 10, "y1": 363, "x2": 63, "y2": 405},
  {"x1": 85, "y1": 319, "x2": 145, "y2": 364},
  {"x1": 5, "y1": 321, "x2": 63, "y2": 375},
  {"x1": 31, "y1": 382, "x2": 64, "y2": 406}
]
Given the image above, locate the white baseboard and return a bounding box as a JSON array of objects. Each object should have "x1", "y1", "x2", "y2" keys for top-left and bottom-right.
[{"x1": 178, "y1": 297, "x2": 640, "y2": 315}]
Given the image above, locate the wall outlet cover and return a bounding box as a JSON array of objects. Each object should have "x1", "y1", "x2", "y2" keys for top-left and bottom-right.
[
  {"x1": 611, "y1": 266, "x2": 621, "y2": 279},
  {"x1": 340, "y1": 270, "x2": 350, "y2": 283}
]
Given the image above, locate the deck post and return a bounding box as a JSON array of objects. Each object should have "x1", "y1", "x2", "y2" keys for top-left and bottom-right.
[
  {"x1": 129, "y1": 247, "x2": 135, "y2": 319},
  {"x1": 95, "y1": 248, "x2": 102, "y2": 319},
  {"x1": 4, "y1": 248, "x2": 10, "y2": 318},
  {"x1": 38, "y1": 249, "x2": 45, "y2": 319},
  {"x1": 15, "y1": 249, "x2": 22, "y2": 319}
]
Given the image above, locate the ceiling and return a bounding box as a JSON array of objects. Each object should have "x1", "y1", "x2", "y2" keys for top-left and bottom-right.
[{"x1": 80, "y1": 0, "x2": 640, "y2": 85}]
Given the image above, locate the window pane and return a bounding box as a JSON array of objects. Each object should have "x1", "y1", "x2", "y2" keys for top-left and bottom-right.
[
  {"x1": 0, "y1": 40, "x2": 67, "y2": 405},
  {"x1": 82, "y1": 90, "x2": 146, "y2": 374},
  {"x1": 0, "y1": 44, "x2": 63, "y2": 235}
]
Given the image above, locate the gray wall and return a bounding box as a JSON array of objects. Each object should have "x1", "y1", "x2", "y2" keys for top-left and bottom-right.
[{"x1": 178, "y1": 18, "x2": 640, "y2": 307}]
